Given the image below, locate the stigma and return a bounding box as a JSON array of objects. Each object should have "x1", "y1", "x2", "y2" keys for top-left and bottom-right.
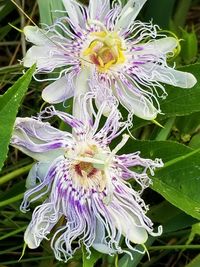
[{"x1": 81, "y1": 31, "x2": 126, "y2": 72}]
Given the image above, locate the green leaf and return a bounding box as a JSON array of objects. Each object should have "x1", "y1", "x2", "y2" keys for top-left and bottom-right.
[
  {"x1": 120, "y1": 0, "x2": 129, "y2": 5},
  {"x1": 124, "y1": 139, "x2": 191, "y2": 162},
  {"x1": 160, "y1": 64, "x2": 200, "y2": 116},
  {"x1": 186, "y1": 223, "x2": 200, "y2": 245},
  {"x1": 144, "y1": 0, "x2": 175, "y2": 28},
  {"x1": 185, "y1": 254, "x2": 200, "y2": 267},
  {"x1": 0, "y1": 1, "x2": 15, "y2": 22},
  {"x1": 153, "y1": 149, "x2": 200, "y2": 220},
  {"x1": 118, "y1": 257, "x2": 129, "y2": 267},
  {"x1": 126, "y1": 139, "x2": 200, "y2": 220},
  {"x1": 131, "y1": 63, "x2": 200, "y2": 130},
  {"x1": 118, "y1": 238, "x2": 154, "y2": 267},
  {"x1": 82, "y1": 247, "x2": 101, "y2": 267},
  {"x1": 175, "y1": 111, "x2": 200, "y2": 136},
  {"x1": 0, "y1": 65, "x2": 36, "y2": 171},
  {"x1": 37, "y1": 0, "x2": 65, "y2": 26},
  {"x1": 149, "y1": 201, "x2": 197, "y2": 233},
  {"x1": 190, "y1": 133, "x2": 200, "y2": 149}
]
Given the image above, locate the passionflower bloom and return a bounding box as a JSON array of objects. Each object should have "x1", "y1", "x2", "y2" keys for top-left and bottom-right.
[
  {"x1": 23, "y1": 0, "x2": 196, "y2": 120},
  {"x1": 11, "y1": 94, "x2": 163, "y2": 261}
]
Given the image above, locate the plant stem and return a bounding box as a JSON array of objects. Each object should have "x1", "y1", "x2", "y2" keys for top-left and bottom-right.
[
  {"x1": 0, "y1": 193, "x2": 24, "y2": 208},
  {"x1": 148, "y1": 244, "x2": 200, "y2": 250},
  {"x1": 155, "y1": 117, "x2": 175, "y2": 141},
  {"x1": 0, "y1": 163, "x2": 33, "y2": 185},
  {"x1": 174, "y1": 0, "x2": 192, "y2": 28},
  {"x1": 0, "y1": 226, "x2": 26, "y2": 241},
  {"x1": 1, "y1": 256, "x2": 54, "y2": 265}
]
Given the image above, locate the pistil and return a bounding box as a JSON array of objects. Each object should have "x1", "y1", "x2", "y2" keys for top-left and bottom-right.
[{"x1": 82, "y1": 31, "x2": 126, "y2": 72}]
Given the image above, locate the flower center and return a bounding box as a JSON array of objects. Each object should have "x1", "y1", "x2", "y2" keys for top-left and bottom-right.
[
  {"x1": 82, "y1": 31, "x2": 126, "y2": 72},
  {"x1": 65, "y1": 135, "x2": 129, "y2": 192},
  {"x1": 66, "y1": 143, "x2": 105, "y2": 178},
  {"x1": 74, "y1": 161, "x2": 98, "y2": 178},
  {"x1": 65, "y1": 143, "x2": 108, "y2": 190}
]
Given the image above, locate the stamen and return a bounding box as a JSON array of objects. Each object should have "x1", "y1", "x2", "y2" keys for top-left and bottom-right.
[
  {"x1": 87, "y1": 19, "x2": 108, "y2": 32},
  {"x1": 108, "y1": 134, "x2": 129, "y2": 161},
  {"x1": 81, "y1": 30, "x2": 126, "y2": 72},
  {"x1": 65, "y1": 154, "x2": 105, "y2": 166}
]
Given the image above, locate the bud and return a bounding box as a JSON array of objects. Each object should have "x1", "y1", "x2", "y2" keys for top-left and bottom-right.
[{"x1": 180, "y1": 26, "x2": 198, "y2": 64}]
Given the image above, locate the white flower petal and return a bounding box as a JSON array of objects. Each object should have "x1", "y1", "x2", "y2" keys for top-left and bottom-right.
[
  {"x1": 24, "y1": 224, "x2": 39, "y2": 249},
  {"x1": 42, "y1": 76, "x2": 73, "y2": 104},
  {"x1": 95, "y1": 97, "x2": 112, "y2": 117},
  {"x1": 24, "y1": 203, "x2": 60, "y2": 249},
  {"x1": 92, "y1": 219, "x2": 116, "y2": 254},
  {"x1": 11, "y1": 118, "x2": 69, "y2": 161},
  {"x1": 89, "y1": 0, "x2": 110, "y2": 21},
  {"x1": 23, "y1": 46, "x2": 49, "y2": 68},
  {"x1": 135, "y1": 37, "x2": 178, "y2": 55},
  {"x1": 108, "y1": 207, "x2": 148, "y2": 244},
  {"x1": 143, "y1": 63, "x2": 197, "y2": 88},
  {"x1": 94, "y1": 86, "x2": 114, "y2": 117},
  {"x1": 24, "y1": 26, "x2": 52, "y2": 46},
  {"x1": 13, "y1": 143, "x2": 64, "y2": 162},
  {"x1": 74, "y1": 68, "x2": 91, "y2": 96},
  {"x1": 62, "y1": 0, "x2": 83, "y2": 27},
  {"x1": 115, "y1": 0, "x2": 147, "y2": 30},
  {"x1": 15, "y1": 117, "x2": 70, "y2": 142},
  {"x1": 92, "y1": 243, "x2": 115, "y2": 254},
  {"x1": 115, "y1": 80, "x2": 158, "y2": 120},
  {"x1": 23, "y1": 46, "x2": 67, "y2": 70},
  {"x1": 73, "y1": 68, "x2": 91, "y2": 120},
  {"x1": 26, "y1": 162, "x2": 51, "y2": 189}
]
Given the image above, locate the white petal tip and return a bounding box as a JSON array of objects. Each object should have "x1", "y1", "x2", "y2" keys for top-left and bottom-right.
[
  {"x1": 134, "y1": 106, "x2": 159, "y2": 121},
  {"x1": 42, "y1": 88, "x2": 59, "y2": 104},
  {"x1": 23, "y1": 25, "x2": 51, "y2": 46},
  {"x1": 23, "y1": 51, "x2": 36, "y2": 67},
  {"x1": 23, "y1": 26, "x2": 37, "y2": 36},
  {"x1": 185, "y1": 73, "x2": 197, "y2": 88},
  {"x1": 140, "y1": 112, "x2": 158, "y2": 121},
  {"x1": 24, "y1": 229, "x2": 39, "y2": 249},
  {"x1": 92, "y1": 243, "x2": 116, "y2": 254},
  {"x1": 129, "y1": 228, "x2": 148, "y2": 244},
  {"x1": 42, "y1": 77, "x2": 71, "y2": 104}
]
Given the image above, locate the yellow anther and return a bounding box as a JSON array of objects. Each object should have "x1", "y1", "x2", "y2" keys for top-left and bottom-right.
[
  {"x1": 83, "y1": 40, "x2": 99, "y2": 56},
  {"x1": 98, "y1": 56, "x2": 104, "y2": 67},
  {"x1": 91, "y1": 31, "x2": 107, "y2": 38},
  {"x1": 82, "y1": 30, "x2": 126, "y2": 72}
]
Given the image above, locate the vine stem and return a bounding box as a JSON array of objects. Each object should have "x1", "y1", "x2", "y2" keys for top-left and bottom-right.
[
  {"x1": 148, "y1": 244, "x2": 200, "y2": 250},
  {"x1": 0, "y1": 163, "x2": 33, "y2": 185},
  {"x1": 173, "y1": 0, "x2": 192, "y2": 28},
  {"x1": 155, "y1": 117, "x2": 176, "y2": 141},
  {"x1": 0, "y1": 193, "x2": 24, "y2": 208}
]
